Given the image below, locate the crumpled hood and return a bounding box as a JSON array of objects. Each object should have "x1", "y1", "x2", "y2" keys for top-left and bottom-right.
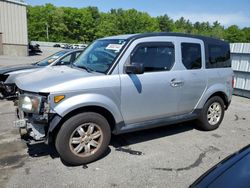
[
  {"x1": 0, "y1": 64, "x2": 36, "y2": 75},
  {"x1": 15, "y1": 66, "x2": 100, "y2": 93}
]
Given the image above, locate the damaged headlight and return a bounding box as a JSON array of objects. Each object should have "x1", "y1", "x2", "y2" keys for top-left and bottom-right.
[{"x1": 19, "y1": 94, "x2": 43, "y2": 114}]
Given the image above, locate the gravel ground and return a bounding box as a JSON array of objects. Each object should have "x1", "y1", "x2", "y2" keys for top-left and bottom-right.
[{"x1": 0, "y1": 51, "x2": 249, "y2": 188}]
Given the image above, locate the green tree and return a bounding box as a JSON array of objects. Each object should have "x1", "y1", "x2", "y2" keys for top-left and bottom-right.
[
  {"x1": 224, "y1": 25, "x2": 245, "y2": 42},
  {"x1": 27, "y1": 5, "x2": 49, "y2": 41},
  {"x1": 156, "y1": 14, "x2": 175, "y2": 32},
  {"x1": 96, "y1": 13, "x2": 120, "y2": 38},
  {"x1": 27, "y1": 4, "x2": 248, "y2": 43},
  {"x1": 110, "y1": 9, "x2": 159, "y2": 34},
  {"x1": 174, "y1": 17, "x2": 193, "y2": 33},
  {"x1": 242, "y1": 27, "x2": 250, "y2": 42},
  {"x1": 210, "y1": 21, "x2": 224, "y2": 39}
]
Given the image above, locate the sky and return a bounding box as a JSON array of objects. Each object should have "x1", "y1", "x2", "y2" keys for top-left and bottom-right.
[{"x1": 25, "y1": 0, "x2": 250, "y2": 28}]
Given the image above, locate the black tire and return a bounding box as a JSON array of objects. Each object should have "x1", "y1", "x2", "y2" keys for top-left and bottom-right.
[
  {"x1": 197, "y1": 96, "x2": 225, "y2": 131},
  {"x1": 55, "y1": 112, "x2": 111, "y2": 165}
]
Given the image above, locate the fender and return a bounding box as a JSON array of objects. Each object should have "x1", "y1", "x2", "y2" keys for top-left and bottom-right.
[
  {"x1": 195, "y1": 83, "x2": 228, "y2": 109},
  {"x1": 52, "y1": 93, "x2": 123, "y2": 124}
]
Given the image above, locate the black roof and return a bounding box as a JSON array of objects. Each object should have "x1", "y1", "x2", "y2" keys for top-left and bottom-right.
[{"x1": 126, "y1": 32, "x2": 228, "y2": 45}]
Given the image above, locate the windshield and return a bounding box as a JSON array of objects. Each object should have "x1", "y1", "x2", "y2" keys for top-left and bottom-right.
[
  {"x1": 73, "y1": 39, "x2": 127, "y2": 73},
  {"x1": 36, "y1": 51, "x2": 68, "y2": 66}
]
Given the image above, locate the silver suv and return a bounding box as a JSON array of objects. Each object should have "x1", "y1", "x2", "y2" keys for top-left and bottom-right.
[{"x1": 14, "y1": 33, "x2": 234, "y2": 165}]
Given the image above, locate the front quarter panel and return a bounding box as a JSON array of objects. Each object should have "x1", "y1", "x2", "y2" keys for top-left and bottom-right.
[{"x1": 51, "y1": 93, "x2": 123, "y2": 124}]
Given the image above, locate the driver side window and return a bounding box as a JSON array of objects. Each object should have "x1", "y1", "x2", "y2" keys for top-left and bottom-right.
[{"x1": 131, "y1": 43, "x2": 175, "y2": 72}]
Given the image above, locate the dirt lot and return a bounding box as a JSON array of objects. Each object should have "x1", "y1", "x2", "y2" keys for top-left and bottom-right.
[{"x1": 0, "y1": 50, "x2": 250, "y2": 188}]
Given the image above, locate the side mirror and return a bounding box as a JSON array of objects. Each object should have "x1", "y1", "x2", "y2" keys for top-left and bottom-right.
[{"x1": 125, "y1": 63, "x2": 144, "y2": 74}]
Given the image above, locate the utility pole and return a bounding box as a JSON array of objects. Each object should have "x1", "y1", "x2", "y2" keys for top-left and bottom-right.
[{"x1": 46, "y1": 23, "x2": 49, "y2": 41}]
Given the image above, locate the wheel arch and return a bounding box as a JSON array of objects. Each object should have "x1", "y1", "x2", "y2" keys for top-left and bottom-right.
[
  {"x1": 196, "y1": 82, "x2": 231, "y2": 111},
  {"x1": 48, "y1": 105, "x2": 118, "y2": 144},
  {"x1": 207, "y1": 91, "x2": 229, "y2": 109}
]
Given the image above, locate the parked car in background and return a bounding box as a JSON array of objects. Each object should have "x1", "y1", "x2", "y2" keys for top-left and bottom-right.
[
  {"x1": 60, "y1": 44, "x2": 66, "y2": 48},
  {"x1": 0, "y1": 49, "x2": 83, "y2": 99},
  {"x1": 28, "y1": 43, "x2": 42, "y2": 55},
  {"x1": 62, "y1": 44, "x2": 88, "y2": 49},
  {"x1": 190, "y1": 145, "x2": 250, "y2": 188},
  {"x1": 72, "y1": 44, "x2": 88, "y2": 49},
  {"x1": 53, "y1": 44, "x2": 61, "y2": 48},
  {"x1": 72, "y1": 44, "x2": 80, "y2": 49},
  {"x1": 79, "y1": 44, "x2": 88, "y2": 49},
  {"x1": 14, "y1": 32, "x2": 233, "y2": 165},
  {"x1": 62, "y1": 44, "x2": 73, "y2": 49}
]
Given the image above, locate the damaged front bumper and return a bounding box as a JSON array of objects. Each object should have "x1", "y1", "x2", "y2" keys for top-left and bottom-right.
[
  {"x1": 14, "y1": 109, "x2": 62, "y2": 145},
  {"x1": 14, "y1": 108, "x2": 48, "y2": 144},
  {"x1": 13, "y1": 92, "x2": 62, "y2": 145}
]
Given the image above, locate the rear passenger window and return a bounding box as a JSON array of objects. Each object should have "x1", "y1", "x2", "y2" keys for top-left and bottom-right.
[
  {"x1": 207, "y1": 44, "x2": 231, "y2": 68},
  {"x1": 181, "y1": 43, "x2": 202, "y2": 69},
  {"x1": 131, "y1": 43, "x2": 175, "y2": 72}
]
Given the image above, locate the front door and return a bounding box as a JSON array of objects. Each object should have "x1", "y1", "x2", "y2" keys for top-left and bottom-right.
[{"x1": 120, "y1": 40, "x2": 181, "y2": 125}]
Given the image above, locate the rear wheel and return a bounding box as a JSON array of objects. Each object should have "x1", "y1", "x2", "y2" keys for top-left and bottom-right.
[
  {"x1": 197, "y1": 96, "x2": 225, "y2": 131},
  {"x1": 55, "y1": 112, "x2": 111, "y2": 165}
]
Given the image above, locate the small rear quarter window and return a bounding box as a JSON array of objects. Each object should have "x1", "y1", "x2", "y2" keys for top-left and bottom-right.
[{"x1": 207, "y1": 44, "x2": 231, "y2": 68}]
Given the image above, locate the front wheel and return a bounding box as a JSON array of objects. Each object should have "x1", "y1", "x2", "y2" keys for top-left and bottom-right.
[
  {"x1": 55, "y1": 112, "x2": 111, "y2": 165},
  {"x1": 197, "y1": 96, "x2": 225, "y2": 131}
]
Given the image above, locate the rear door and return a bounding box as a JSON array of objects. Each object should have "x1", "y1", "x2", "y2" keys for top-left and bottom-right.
[{"x1": 177, "y1": 38, "x2": 207, "y2": 114}]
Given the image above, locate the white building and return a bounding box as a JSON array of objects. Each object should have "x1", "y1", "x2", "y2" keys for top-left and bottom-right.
[
  {"x1": 231, "y1": 43, "x2": 250, "y2": 98},
  {"x1": 0, "y1": 0, "x2": 28, "y2": 56}
]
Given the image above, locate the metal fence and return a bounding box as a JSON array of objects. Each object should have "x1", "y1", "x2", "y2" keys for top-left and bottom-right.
[{"x1": 230, "y1": 43, "x2": 250, "y2": 98}]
